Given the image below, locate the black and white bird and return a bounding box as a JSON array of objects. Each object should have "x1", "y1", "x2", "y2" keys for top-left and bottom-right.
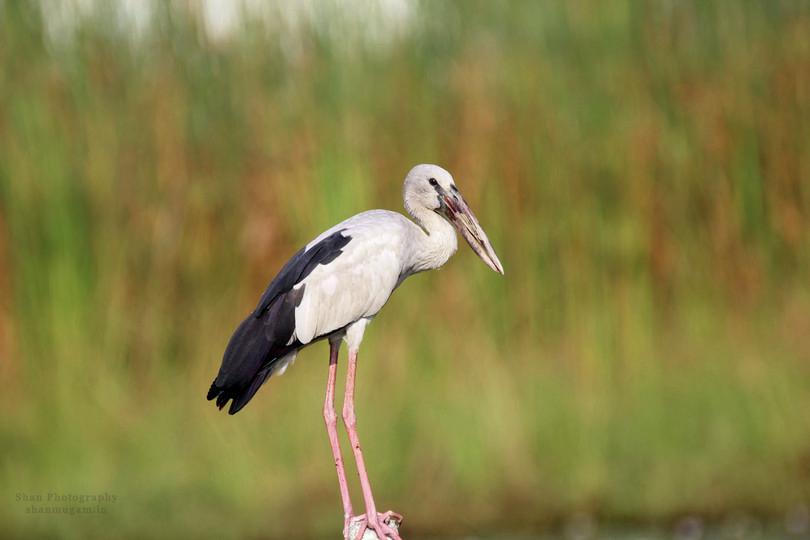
[{"x1": 207, "y1": 164, "x2": 503, "y2": 540}]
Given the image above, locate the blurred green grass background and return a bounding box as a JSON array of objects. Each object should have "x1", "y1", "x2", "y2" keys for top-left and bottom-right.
[{"x1": 1, "y1": 1, "x2": 810, "y2": 538}]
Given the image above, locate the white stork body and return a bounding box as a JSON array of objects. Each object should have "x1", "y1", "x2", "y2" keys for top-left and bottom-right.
[
  {"x1": 288, "y1": 208, "x2": 456, "y2": 356},
  {"x1": 208, "y1": 164, "x2": 502, "y2": 540}
]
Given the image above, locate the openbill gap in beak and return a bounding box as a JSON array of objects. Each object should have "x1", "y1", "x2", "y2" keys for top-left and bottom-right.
[{"x1": 437, "y1": 187, "x2": 504, "y2": 275}]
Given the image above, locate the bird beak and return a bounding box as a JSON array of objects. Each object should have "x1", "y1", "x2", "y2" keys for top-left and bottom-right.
[{"x1": 442, "y1": 192, "x2": 504, "y2": 275}]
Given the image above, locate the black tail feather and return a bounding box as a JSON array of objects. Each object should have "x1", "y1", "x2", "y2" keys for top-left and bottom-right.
[
  {"x1": 207, "y1": 293, "x2": 300, "y2": 414},
  {"x1": 207, "y1": 364, "x2": 275, "y2": 415}
]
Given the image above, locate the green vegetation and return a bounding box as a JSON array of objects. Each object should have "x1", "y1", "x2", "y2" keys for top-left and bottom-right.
[{"x1": 1, "y1": 1, "x2": 809, "y2": 538}]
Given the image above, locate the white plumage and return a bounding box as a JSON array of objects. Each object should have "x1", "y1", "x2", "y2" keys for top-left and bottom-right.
[
  {"x1": 295, "y1": 211, "x2": 413, "y2": 346},
  {"x1": 275, "y1": 210, "x2": 415, "y2": 375},
  {"x1": 295, "y1": 202, "x2": 467, "y2": 340}
]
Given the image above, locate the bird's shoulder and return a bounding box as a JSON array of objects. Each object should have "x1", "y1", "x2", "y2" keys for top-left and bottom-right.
[
  {"x1": 301, "y1": 210, "x2": 414, "y2": 283},
  {"x1": 305, "y1": 209, "x2": 415, "y2": 249}
]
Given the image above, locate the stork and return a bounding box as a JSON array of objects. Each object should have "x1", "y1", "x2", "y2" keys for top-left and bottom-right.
[{"x1": 207, "y1": 164, "x2": 504, "y2": 540}]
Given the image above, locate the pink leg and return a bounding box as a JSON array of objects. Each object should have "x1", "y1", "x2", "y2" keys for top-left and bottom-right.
[
  {"x1": 323, "y1": 340, "x2": 353, "y2": 536},
  {"x1": 343, "y1": 349, "x2": 403, "y2": 540}
]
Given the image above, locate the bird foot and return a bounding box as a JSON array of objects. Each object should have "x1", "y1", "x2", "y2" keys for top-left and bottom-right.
[{"x1": 346, "y1": 511, "x2": 402, "y2": 540}]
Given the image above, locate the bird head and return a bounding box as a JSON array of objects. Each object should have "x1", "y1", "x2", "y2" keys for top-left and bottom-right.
[{"x1": 403, "y1": 164, "x2": 504, "y2": 275}]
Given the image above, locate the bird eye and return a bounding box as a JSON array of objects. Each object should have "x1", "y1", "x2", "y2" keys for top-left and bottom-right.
[{"x1": 429, "y1": 178, "x2": 438, "y2": 186}]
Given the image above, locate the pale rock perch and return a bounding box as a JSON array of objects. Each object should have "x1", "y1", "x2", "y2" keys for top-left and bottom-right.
[{"x1": 207, "y1": 164, "x2": 504, "y2": 540}]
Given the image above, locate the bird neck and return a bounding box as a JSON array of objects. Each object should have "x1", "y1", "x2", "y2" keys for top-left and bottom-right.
[{"x1": 406, "y1": 206, "x2": 458, "y2": 273}]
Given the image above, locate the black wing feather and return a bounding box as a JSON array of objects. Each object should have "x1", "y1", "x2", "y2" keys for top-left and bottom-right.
[{"x1": 207, "y1": 230, "x2": 351, "y2": 414}]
